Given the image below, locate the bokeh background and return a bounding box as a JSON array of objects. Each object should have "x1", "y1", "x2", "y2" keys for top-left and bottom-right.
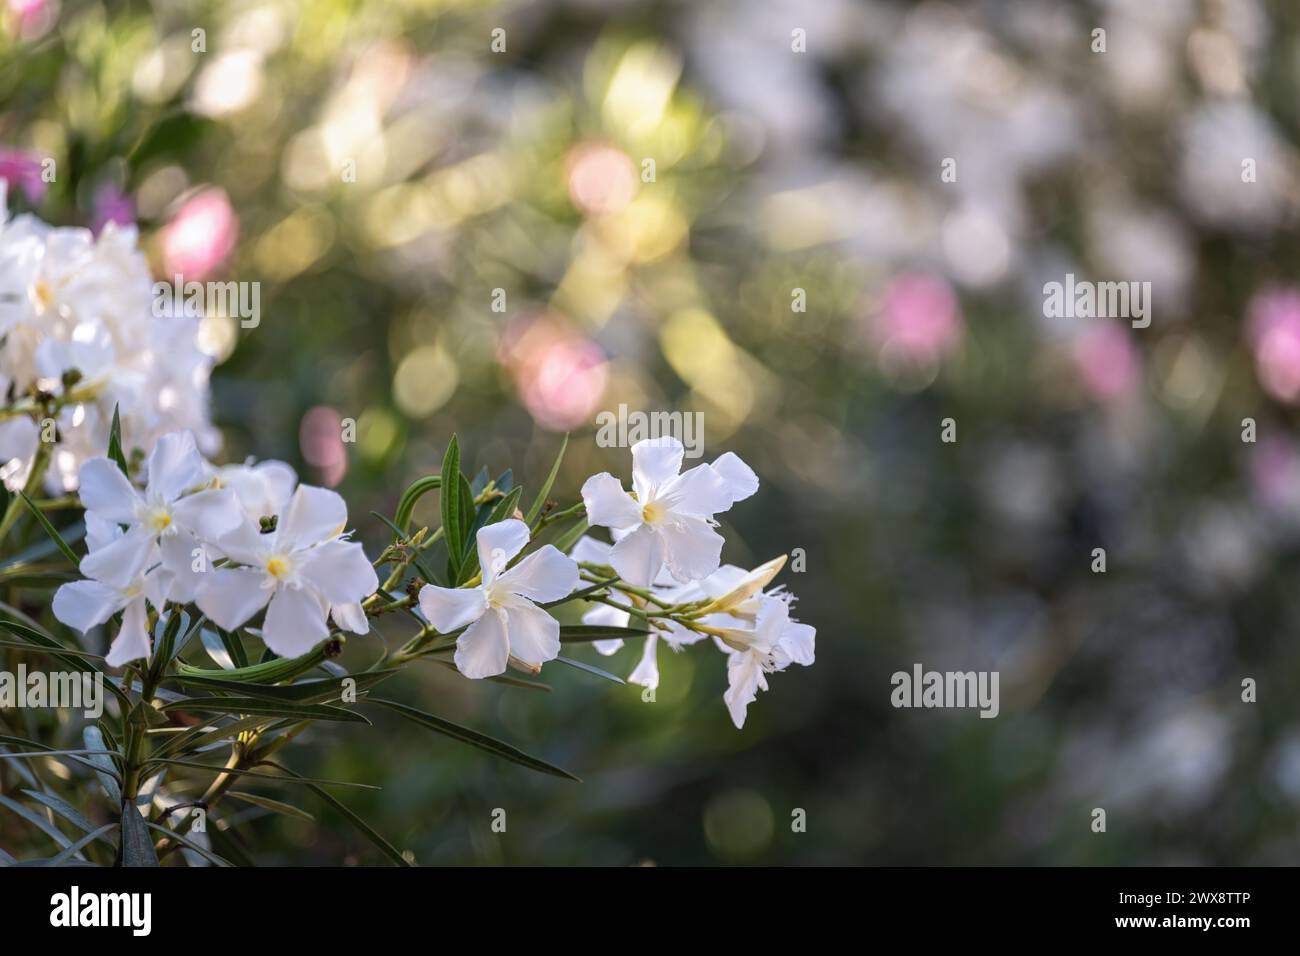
[{"x1": 6, "y1": 0, "x2": 1300, "y2": 864}]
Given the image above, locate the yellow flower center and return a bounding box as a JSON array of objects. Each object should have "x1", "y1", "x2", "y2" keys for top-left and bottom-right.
[
  {"x1": 642, "y1": 500, "x2": 662, "y2": 524},
  {"x1": 147, "y1": 510, "x2": 173, "y2": 532},
  {"x1": 266, "y1": 557, "x2": 290, "y2": 579},
  {"x1": 32, "y1": 278, "x2": 54, "y2": 312}
]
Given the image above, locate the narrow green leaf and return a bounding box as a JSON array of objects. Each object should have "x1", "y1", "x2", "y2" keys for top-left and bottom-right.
[
  {"x1": 21, "y1": 790, "x2": 113, "y2": 845},
  {"x1": 106, "y1": 404, "x2": 129, "y2": 477},
  {"x1": 144, "y1": 822, "x2": 232, "y2": 867},
  {"x1": 366, "y1": 698, "x2": 580, "y2": 781},
  {"x1": 261, "y1": 761, "x2": 410, "y2": 866},
  {"x1": 16, "y1": 492, "x2": 80, "y2": 564},
  {"x1": 166, "y1": 669, "x2": 395, "y2": 705},
  {"x1": 145, "y1": 757, "x2": 379, "y2": 789},
  {"x1": 120, "y1": 803, "x2": 159, "y2": 866},
  {"x1": 559, "y1": 624, "x2": 651, "y2": 643},
  {"x1": 525, "y1": 433, "x2": 568, "y2": 526},
  {"x1": 160, "y1": 697, "x2": 371, "y2": 724},
  {"x1": 393, "y1": 475, "x2": 441, "y2": 535},
  {"x1": 440, "y1": 435, "x2": 463, "y2": 580},
  {"x1": 0, "y1": 794, "x2": 81, "y2": 854},
  {"x1": 226, "y1": 791, "x2": 315, "y2": 822},
  {"x1": 553, "y1": 655, "x2": 626, "y2": 684},
  {"x1": 40, "y1": 825, "x2": 118, "y2": 867}
]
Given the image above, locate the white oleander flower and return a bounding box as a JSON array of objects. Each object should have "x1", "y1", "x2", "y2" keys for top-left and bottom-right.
[
  {"x1": 52, "y1": 516, "x2": 167, "y2": 667},
  {"x1": 418, "y1": 519, "x2": 579, "y2": 679},
  {"x1": 75, "y1": 431, "x2": 241, "y2": 593},
  {"x1": 0, "y1": 191, "x2": 218, "y2": 493},
  {"x1": 580, "y1": 437, "x2": 757, "y2": 588},
  {"x1": 569, "y1": 533, "x2": 704, "y2": 690},
  {"x1": 711, "y1": 592, "x2": 816, "y2": 729},
  {"x1": 194, "y1": 485, "x2": 378, "y2": 658}
]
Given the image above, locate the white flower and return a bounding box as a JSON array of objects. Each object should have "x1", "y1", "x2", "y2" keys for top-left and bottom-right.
[
  {"x1": 0, "y1": 196, "x2": 218, "y2": 494},
  {"x1": 52, "y1": 519, "x2": 167, "y2": 668},
  {"x1": 418, "y1": 519, "x2": 579, "y2": 680},
  {"x1": 75, "y1": 431, "x2": 241, "y2": 593},
  {"x1": 194, "y1": 485, "x2": 379, "y2": 658},
  {"x1": 580, "y1": 437, "x2": 757, "y2": 588},
  {"x1": 714, "y1": 594, "x2": 816, "y2": 729},
  {"x1": 213, "y1": 458, "x2": 298, "y2": 520},
  {"x1": 569, "y1": 533, "x2": 704, "y2": 690}
]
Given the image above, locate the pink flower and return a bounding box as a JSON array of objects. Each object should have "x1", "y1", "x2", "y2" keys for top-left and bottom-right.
[
  {"x1": 0, "y1": 147, "x2": 46, "y2": 205},
  {"x1": 91, "y1": 182, "x2": 135, "y2": 235},
  {"x1": 162, "y1": 188, "x2": 238, "y2": 282},
  {"x1": 871, "y1": 273, "x2": 963, "y2": 367},
  {"x1": 499, "y1": 313, "x2": 609, "y2": 430},
  {"x1": 1072, "y1": 321, "x2": 1140, "y2": 402},
  {"x1": 1251, "y1": 434, "x2": 1300, "y2": 512},
  {"x1": 1248, "y1": 289, "x2": 1300, "y2": 404},
  {"x1": 299, "y1": 405, "x2": 347, "y2": 488},
  {"x1": 565, "y1": 143, "x2": 638, "y2": 217},
  {"x1": 6, "y1": 0, "x2": 55, "y2": 40}
]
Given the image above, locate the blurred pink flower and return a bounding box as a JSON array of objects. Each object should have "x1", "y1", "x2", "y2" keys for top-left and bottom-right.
[
  {"x1": 1250, "y1": 433, "x2": 1300, "y2": 512},
  {"x1": 0, "y1": 147, "x2": 46, "y2": 205},
  {"x1": 6, "y1": 0, "x2": 54, "y2": 39},
  {"x1": 565, "y1": 142, "x2": 638, "y2": 217},
  {"x1": 872, "y1": 273, "x2": 963, "y2": 367},
  {"x1": 299, "y1": 405, "x2": 347, "y2": 488},
  {"x1": 499, "y1": 313, "x2": 609, "y2": 430},
  {"x1": 91, "y1": 182, "x2": 135, "y2": 235},
  {"x1": 1072, "y1": 321, "x2": 1140, "y2": 402},
  {"x1": 162, "y1": 188, "x2": 238, "y2": 281},
  {"x1": 1248, "y1": 289, "x2": 1300, "y2": 404}
]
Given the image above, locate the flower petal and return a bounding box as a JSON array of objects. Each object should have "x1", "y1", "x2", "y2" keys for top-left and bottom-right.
[
  {"x1": 78, "y1": 457, "x2": 140, "y2": 523},
  {"x1": 195, "y1": 567, "x2": 273, "y2": 631},
  {"x1": 568, "y1": 534, "x2": 614, "y2": 565},
  {"x1": 659, "y1": 463, "x2": 732, "y2": 517},
  {"x1": 658, "y1": 514, "x2": 724, "y2": 583},
  {"x1": 106, "y1": 597, "x2": 153, "y2": 668},
  {"x1": 331, "y1": 602, "x2": 369, "y2": 634},
  {"x1": 475, "y1": 518, "x2": 530, "y2": 584},
  {"x1": 580, "y1": 472, "x2": 642, "y2": 530},
  {"x1": 418, "y1": 584, "x2": 487, "y2": 632},
  {"x1": 608, "y1": 523, "x2": 664, "y2": 588},
  {"x1": 52, "y1": 579, "x2": 125, "y2": 633},
  {"x1": 498, "y1": 544, "x2": 578, "y2": 603},
  {"x1": 276, "y1": 485, "x2": 347, "y2": 551},
  {"x1": 299, "y1": 538, "x2": 379, "y2": 605},
  {"x1": 454, "y1": 608, "x2": 510, "y2": 679},
  {"x1": 261, "y1": 586, "x2": 330, "y2": 658},
  {"x1": 723, "y1": 650, "x2": 768, "y2": 729},
  {"x1": 711, "y1": 451, "x2": 759, "y2": 505},
  {"x1": 146, "y1": 431, "x2": 206, "y2": 503},
  {"x1": 775, "y1": 620, "x2": 816, "y2": 668},
  {"x1": 631, "y1": 436, "x2": 683, "y2": 500},
  {"x1": 501, "y1": 602, "x2": 561, "y2": 668},
  {"x1": 79, "y1": 528, "x2": 156, "y2": 590},
  {"x1": 172, "y1": 486, "x2": 242, "y2": 542},
  {"x1": 627, "y1": 635, "x2": 660, "y2": 689}
]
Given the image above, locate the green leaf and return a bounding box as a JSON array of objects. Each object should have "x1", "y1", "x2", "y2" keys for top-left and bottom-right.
[
  {"x1": 178, "y1": 642, "x2": 328, "y2": 684},
  {"x1": 260, "y1": 761, "x2": 411, "y2": 866},
  {"x1": 21, "y1": 790, "x2": 113, "y2": 845},
  {"x1": 143, "y1": 821, "x2": 232, "y2": 867},
  {"x1": 550, "y1": 517, "x2": 589, "y2": 556},
  {"x1": 553, "y1": 655, "x2": 626, "y2": 684},
  {"x1": 106, "y1": 404, "x2": 129, "y2": 477},
  {"x1": 525, "y1": 433, "x2": 568, "y2": 527},
  {"x1": 160, "y1": 697, "x2": 372, "y2": 724},
  {"x1": 559, "y1": 624, "x2": 651, "y2": 643},
  {"x1": 393, "y1": 475, "x2": 442, "y2": 535},
  {"x1": 144, "y1": 757, "x2": 379, "y2": 790},
  {"x1": 440, "y1": 435, "x2": 464, "y2": 580},
  {"x1": 84, "y1": 727, "x2": 123, "y2": 802},
  {"x1": 366, "y1": 698, "x2": 580, "y2": 781},
  {"x1": 120, "y1": 802, "x2": 159, "y2": 867},
  {"x1": 166, "y1": 669, "x2": 396, "y2": 705},
  {"x1": 39, "y1": 825, "x2": 118, "y2": 867},
  {"x1": 15, "y1": 492, "x2": 79, "y2": 564},
  {"x1": 0, "y1": 794, "x2": 80, "y2": 855},
  {"x1": 155, "y1": 714, "x2": 284, "y2": 757},
  {"x1": 226, "y1": 791, "x2": 315, "y2": 822},
  {"x1": 423, "y1": 657, "x2": 551, "y2": 692}
]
